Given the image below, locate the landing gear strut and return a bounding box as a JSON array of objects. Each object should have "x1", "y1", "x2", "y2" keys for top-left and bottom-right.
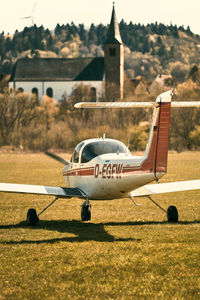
[
  {"x1": 26, "y1": 197, "x2": 59, "y2": 226},
  {"x1": 81, "y1": 199, "x2": 91, "y2": 221},
  {"x1": 130, "y1": 195, "x2": 179, "y2": 223}
]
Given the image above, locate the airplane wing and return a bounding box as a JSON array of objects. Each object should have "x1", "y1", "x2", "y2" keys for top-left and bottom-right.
[
  {"x1": 131, "y1": 180, "x2": 200, "y2": 197},
  {"x1": 74, "y1": 101, "x2": 200, "y2": 109},
  {"x1": 0, "y1": 183, "x2": 86, "y2": 198}
]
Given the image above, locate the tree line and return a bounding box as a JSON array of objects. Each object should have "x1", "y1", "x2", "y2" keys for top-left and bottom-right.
[
  {"x1": 0, "y1": 81, "x2": 200, "y2": 152},
  {"x1": 0, "y1": 21, "x2": 199, "y2": 76}
]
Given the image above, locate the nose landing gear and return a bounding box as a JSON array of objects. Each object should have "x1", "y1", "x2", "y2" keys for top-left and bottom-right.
[{"x1": 81, "y1": 200, "x2": 91, "y2": 221}]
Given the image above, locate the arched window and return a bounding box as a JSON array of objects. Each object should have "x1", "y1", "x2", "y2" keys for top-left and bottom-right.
[
  {"x1": 18, "y1": 87, "x2": 24, "y2": 92},
  {"x1": 46, "y1": 87, "x2": 53, "y2": 98},
  {"x1": 32, "y1": 87, "x2": 38, "y2": 97},
  {"x1": 90, "y1": 87, "x2": 96, "y2": 102},
  {"x1": 32, "y1": 87, "x2": 39, "y2": 104}
]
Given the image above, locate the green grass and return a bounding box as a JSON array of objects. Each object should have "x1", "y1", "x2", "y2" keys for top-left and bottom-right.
[{"x1": 0, "y1": 152, "x2": 200, "y2": 299}]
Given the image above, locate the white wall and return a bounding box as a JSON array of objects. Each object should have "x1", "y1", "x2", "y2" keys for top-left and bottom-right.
[{"x1": 9, "y1": 80, "x2": 104, "y2": 103}]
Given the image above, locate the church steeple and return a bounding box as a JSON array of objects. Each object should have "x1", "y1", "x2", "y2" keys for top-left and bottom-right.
[
  {"x1": 104, "y1": 4, "x2": 124, "y2": 100},
  {"x1": 105, "y1": 4, "x2": 122, "y2": 45}
]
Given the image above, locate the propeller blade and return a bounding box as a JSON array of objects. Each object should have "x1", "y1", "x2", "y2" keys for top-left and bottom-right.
[
  {"x1": 20, "y1": 16, "x2": 31, "y2": 19},
  {"x1": 45, "y1": 152, "x2": 70, "y2": 165},
  {"x1": 31, "y1": 0, "x2": 38, "y2": 15}
]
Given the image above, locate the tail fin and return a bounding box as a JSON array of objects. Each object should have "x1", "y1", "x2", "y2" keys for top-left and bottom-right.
[{"x1": 143, "y1": 91, "x2": 172, "y2": 178}]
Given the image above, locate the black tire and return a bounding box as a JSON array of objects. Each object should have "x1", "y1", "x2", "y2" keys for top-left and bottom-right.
[
  {"x1": 81, "y1": 204, "x2": 91, "y2": 221},
  {"x1": 27, "y1": 208, "x2": 39, "y2": 226},
  {"x1": 86, "y1": 205, "x2": 91, "y2": 221},
  {"x1": 167, "y1": 205, "x2": 178, "y2": 223}
]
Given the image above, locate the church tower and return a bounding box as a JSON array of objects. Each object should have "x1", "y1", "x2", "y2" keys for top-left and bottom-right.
[{"x1": 104, "y1": 4, "x2": 124, "y2": 100}]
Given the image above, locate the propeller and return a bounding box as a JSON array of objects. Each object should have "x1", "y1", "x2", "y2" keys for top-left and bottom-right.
[{"x1": 45, "y1": 152, "x2": 70, "y2": 165}]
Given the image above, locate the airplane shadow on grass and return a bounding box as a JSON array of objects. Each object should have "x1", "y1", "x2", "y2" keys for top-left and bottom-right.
[
  {"x1": 0, "y1": 219, "x2": 141, "y2": 244},
  {"x1": 0, "y1": 219, "x2": 200, "y2": 245}
]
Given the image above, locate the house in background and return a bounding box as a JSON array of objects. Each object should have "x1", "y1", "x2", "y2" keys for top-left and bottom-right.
[
  {"x1": 149, "y1": 74, "x2": 174, "y2": 94},
  {"x1": 9, "y1": 4, "x2": 124, "y2": 103}
]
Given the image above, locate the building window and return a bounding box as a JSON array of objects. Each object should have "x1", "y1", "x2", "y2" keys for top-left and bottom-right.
[
  {"x1": 46, "y1": 87, "x2": 53, "y2": 98},
  {"x1": 90, "y1": 87, "x2": 96, "y2": 102},
  {"x1": 32, "y1": 87, "x2": 38, "y2": 97},
  {"x1": 109, "y1": 48, "x2": 116, "y2": 56},
  {"x1": 18, "y1": 87, "x2": 24, "y2": 92},
  {"x1": 32, "y1": 87, "x2": 39, "y2": 104}
]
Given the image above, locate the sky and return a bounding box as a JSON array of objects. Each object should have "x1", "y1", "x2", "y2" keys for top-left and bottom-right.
[{"x1": 1, "y1": 0, "x2": 200, "y2": 35}]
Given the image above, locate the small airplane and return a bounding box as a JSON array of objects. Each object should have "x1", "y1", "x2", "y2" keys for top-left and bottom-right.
[{"x1": 0, "y1": 90, "x2": 200, "y2": 226}]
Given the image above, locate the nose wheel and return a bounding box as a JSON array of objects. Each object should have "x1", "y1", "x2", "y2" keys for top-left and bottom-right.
[{"x1": 81, "y1": 200, "x2": 91, "y2": 221}]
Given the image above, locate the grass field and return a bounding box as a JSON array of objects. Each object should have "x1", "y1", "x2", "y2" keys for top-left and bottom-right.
[{"x1": 0, "y1": 152, "x2": 200, "y2": 299}]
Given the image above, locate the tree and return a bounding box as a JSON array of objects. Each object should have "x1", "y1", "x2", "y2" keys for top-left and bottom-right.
[
  {"x1": 189, "y1": 65, "x2": 200, "y2": 84},
  {"x1": 88, "y1": 24, "x2": 97, "y2": 44},
  {"x1": 189, "y1": 125, "x2": 200, "y2": 149},
  {"x1": 0, "y1": 90, "x2": 38, "y2": 146},
  {"x1": 142, "y1": 38, "x2": 150, "y2": 53},
  {"x1": 128, "y1": 125, "x2": 148, "y2": 151},
  {"x1": 157, "y1": 44, "x2": 167, "y2": 57},
  {"x1": 170, "y1": 81, "x2": 200, "y2": 150}
]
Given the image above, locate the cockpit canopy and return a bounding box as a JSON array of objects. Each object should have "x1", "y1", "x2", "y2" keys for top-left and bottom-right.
[{"x1": 71, "y1": 139, "x2": 130, "y2": 164}]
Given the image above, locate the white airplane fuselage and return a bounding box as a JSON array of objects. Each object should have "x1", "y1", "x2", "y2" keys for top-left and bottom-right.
[{"x1": 63, "y1": 151, "x2": 164, "y2": 200}]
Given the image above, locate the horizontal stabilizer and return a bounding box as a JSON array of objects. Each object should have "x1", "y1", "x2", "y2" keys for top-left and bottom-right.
[
  {"x1": 0, "y1": 183, "x2": 85, "y2": 198},
  {"x1": 75, "y1": 102, "x2": 155, "y2": 108},
  {"x1": 74, "y1": 101, "x2": 200, "y2": 109},
  {"x1": 131, "y1": 179, "x2": 200, "y2": 197}
]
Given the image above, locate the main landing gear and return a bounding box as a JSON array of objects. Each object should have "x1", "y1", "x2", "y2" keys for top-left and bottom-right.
[
  {"x1": 147, "y1": 196, "x2": 179, "y2": 222},
  {"x1": 26, "y1": 197, "x2": 92, "y2": 226},
  {"x1": 27, "y1": 208, "x2": 39, "y2": 226},
  {"x1": 130, "y1": 195, "x2": 179, "y2": 222},
  {"x1": 26, "y1": 197, "x2": 59, "y2": 226},
  {"x1": 167, "y1": 205, "x2": 178, "y2": 222}
]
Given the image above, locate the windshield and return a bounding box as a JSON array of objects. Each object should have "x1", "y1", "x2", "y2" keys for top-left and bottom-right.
[
  {"x1": 71, "y1": 142, "x2": 85, "y2": 163},
  {"x1": 81, "y1": 140, "x2": 129, "y2": 163}
]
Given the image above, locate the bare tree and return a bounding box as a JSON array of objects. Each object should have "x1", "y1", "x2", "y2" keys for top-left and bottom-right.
[{"x1": 0, "y1": 90, "x2": 38, "y2": 146}]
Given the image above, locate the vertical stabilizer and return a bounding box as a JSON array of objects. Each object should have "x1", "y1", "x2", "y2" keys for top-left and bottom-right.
[{"x1": 143, "y1": 91, "x2": 172, "y2": 177}]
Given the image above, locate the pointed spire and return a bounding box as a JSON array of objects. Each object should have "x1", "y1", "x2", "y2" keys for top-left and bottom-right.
[{"x1": 105, "y1": 3, "x2": 122, "y2": 44}]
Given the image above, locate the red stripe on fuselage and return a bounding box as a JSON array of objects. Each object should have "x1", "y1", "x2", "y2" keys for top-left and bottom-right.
[
  {"x1": 63, "y1": 165, "x2": 156, "y2": 178},
  {"x1": 63, "y1": 167, "x2": 94, "y2": 177}
]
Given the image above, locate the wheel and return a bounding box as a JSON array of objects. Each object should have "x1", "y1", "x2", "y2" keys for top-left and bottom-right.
[
  {"x1": 81, "y1": 203, "x2": 91, "y2": 221},
  {"x1": 167, "y1": 205, "x2": 178, "y2": 223},
  {"x1": 86, "y1": 205, "x2": 91, "y2": 221},
  {"x1": 27, "y1": 208, "x2": 39, "y2": 226}
]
